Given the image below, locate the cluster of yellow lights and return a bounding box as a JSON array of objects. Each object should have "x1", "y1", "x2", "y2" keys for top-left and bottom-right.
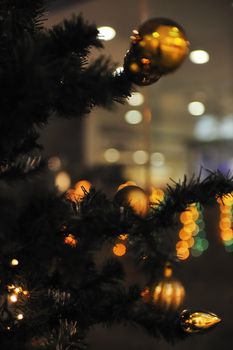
[
  {"x1": 149, "y1": 187, "x2": 165, "y2": 206},
  {"x1": 113, "y1": 233, "x2": 128, "y2": 257},
  {"x1": 64, "y1": 234, "x2": 78, "y2": 248},
  {"x1": 8, "y1": 285, "x2": 29, "y2": 304},
  {"x1": 177, "y1": 204, "x2": 200, "y2": 260},
  {"x1": 218, "y1": 194, "x2": 233, "y2": 249}
]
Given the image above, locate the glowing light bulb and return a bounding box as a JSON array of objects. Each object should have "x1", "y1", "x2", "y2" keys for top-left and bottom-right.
[
  {"x1": 11, "y1": 259, "x2": 19, "y2": 266},
  {"x1": 10, "y1": 294, "x2": 17, "y2": 303},
  {"x1": 98, "y1": 26, "x2": 116, "y2": 41},
  {"x1": 17, "y1": 314, "x2": 24, "y2": 320},
  {"x1": 189, "y1": 50, "x2": 209, "y2": 64},
  {"x1": 188, "y1": 101, "x2": 205, "y2": 116},
  {"x1": 113, "y1": 243, "x2": 127, "y2": 257}
]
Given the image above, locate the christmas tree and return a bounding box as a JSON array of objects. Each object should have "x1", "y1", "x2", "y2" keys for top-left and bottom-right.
[{"x1": 0, "y1": 1, "x2": 230, "y2": 349}]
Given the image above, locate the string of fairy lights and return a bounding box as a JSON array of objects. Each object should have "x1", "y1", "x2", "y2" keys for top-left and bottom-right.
[
  {"x1": 53, "y1": 168, "x2": 233, "y2": 259},
  {"x1": 4, "y1": 178, "x2": 224, "y2": 333}
]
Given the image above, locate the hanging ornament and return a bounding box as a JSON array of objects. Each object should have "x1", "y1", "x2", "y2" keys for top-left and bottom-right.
[
  {"x1": 152, "y1": 265, "x2": 185, "y2": 311},
  {"x1": 180, "y1": 309, "x2": 221, "y2": 333},
  {"x1": 114, "y1": 185, "x2": 149, "y2": 217},
  {"x1": 124, "y1": 18, "x2": 189, "y2": 85},
  {"x1": 66, "y1": 180, "x2": 91, "y2": 202},
  {"x1": 117, "y1": 181, "x2": 137, "y2": 192},
  {"x1": 74, "y1": 180, "x2": 91, "y2": 200}
]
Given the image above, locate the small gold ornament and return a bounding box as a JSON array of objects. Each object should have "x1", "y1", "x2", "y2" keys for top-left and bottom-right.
[
  {"x1": 180, "y1": 310, "x2": 221, "y2": 333},
  {"x1": 124, "y1": 18, "x2": 189, "y2": 85},
  {"x1": 117, "y1": 181, "x2": 137, "y2": 192},
  {"x1": 74, "y1": 180, "x2": 91, "y2": 200},
  {"x1": 114, "y1": 185, "x2": 149, "y2": 217},
  {"x1": 152, "y1": 265, "x2": 185, "y2": 311}
]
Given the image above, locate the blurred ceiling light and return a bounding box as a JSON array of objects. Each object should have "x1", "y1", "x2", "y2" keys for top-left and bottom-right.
[
  {"x1": 188, "y1": 101, "x2": 205, "y2": 116},
  {"x1": 189, "y1": 50, "x2": 210, "y2": 64},
  {"x1": 48, "y1": 156, "x2": 61, "y2": 172},
  {"x1": 104, "y1": 148, "x2": 120, "y2": 163},
  {"x1": 55, "y1": 172, "x2": 71, "y2": 192},
  {"x1": 98, "y1": 26, "x2": 116, "y2": 41},
  {"x1": 194, "y1": 115, "x2": 219, "y2": 141},
  {"x1": 125, "y1": 110, "x2": 143, "y2": 124},
  {"x1": 219, "y1": 115, "x2": 233, "y2": 139},
  {"x1": 128, "y1": 92, "x2": 144, "y2": 106},
  {"x1": 132, "y1": 150, "x2": 149, "y2": 165},
  {"x1": 113, "y1": 66, "x2": 124, "y2": 75},
  {"x1": 151, "y1": 152, "x2": 165, "y2": 167}
]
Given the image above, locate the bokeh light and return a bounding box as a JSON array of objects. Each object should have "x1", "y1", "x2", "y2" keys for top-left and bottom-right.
[
  {"x1": 189, "y1": 50, "x2": 210, "y2": 64},
  {"x1": 98, "y1": 26, "x2": 116, "y2": 41},
  {"x1": 128, "y1": 92, "x2": 144, "y2": 106},
  {"x1": 188, "y1": 101, "x2": 205, "y2": 116},
  {"x1": 104, "y1": 148, "x2": 120, "y2": 163},
  {"x1": 55, "y1": 172, "x2": 71, "y2": 193},
  {"x1": 113, "y1": 243, "x2": 127, "y2": 257},
  {"x1": 48, "y1": 156, "x2": 61, "y2": 172},
  {"x1": 125, "y1": 110, "x2": 143, "y2": 124},
  {"x1": 132, "y1": 150, "x2": 149, "y2": 165},
  {"x1": 177, "y1": 203, "x2": 207, "y2": 260},
  {"x1": 151, "y1": 152, "x2": 165, "y2": 167}
]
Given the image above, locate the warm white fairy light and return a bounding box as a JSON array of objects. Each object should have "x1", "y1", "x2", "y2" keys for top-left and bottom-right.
[
  {"x1": 188, "y1": 101, "x2": 205, "y2": 116},
  {"x1": 189, "y1": 50, "x2": 209, "y2": 64},
  {"x1": 9, "y1": 294, "x2": 18, "y2": 303},
  {"x1": 97, "y1": 26, "x2": 116, "y2": 41},
  {"x1": 11, "y1": 259, "x2": 19, "y2": 266},
  {"x1": 17, "y1": 314, "x2": 24, "y2": 320}
]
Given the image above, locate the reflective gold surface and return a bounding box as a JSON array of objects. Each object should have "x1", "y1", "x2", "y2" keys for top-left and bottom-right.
[
  {"x1": 152, "y1": 276, "x2": 185, "y2": 311},
  {"x1": 180, "y1": 310, "x2": 222, "y2": 333},
  {"x1": 114, "y1": 185, "x2": 149, "y2": 217},
  {"x1": 124, "y1": 18, "x2": 189, "y2": 85}
]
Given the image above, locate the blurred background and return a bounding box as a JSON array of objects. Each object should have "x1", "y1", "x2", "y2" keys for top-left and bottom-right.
[{"x1": 42, "y1": 0, "x2": 232, "y2": 349}]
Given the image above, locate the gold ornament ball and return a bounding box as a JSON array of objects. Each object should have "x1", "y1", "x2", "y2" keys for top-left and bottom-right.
[
  {"x1": 74, "y1": 180, "x2": 92, "y2": 200},
  {"x1": 124, "y1": 49, "x2": 161, "y2": 86},
  {"x1": 152, "y1": 271, "x2": 185, "y2": 311},
  {"x1": 114, "y1": 185, "x2": 149, "y2": 217},
  {"x1": 124, "y1": 17, "x2": 189, "y2": 85},
  {"x1": 180, "y1": 309, "x2": 221, "y2": 334}
]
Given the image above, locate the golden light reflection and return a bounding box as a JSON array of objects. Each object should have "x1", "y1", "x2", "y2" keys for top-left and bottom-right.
[
  {"x1": 64, "y1": 234, "x2": 78, "y2": 248},
  {"x1": 180, "y1": 310, "x2": 221, "y2": 333},
  {"x1": 219, "y1": 195, "x2": 233, "y2": 250},
  {"x1": 118, "y1": 234, "x2": 128, "y2": 241},
  {"x1": 149, "y1": 187, "x2": 164, "y2": 206}
]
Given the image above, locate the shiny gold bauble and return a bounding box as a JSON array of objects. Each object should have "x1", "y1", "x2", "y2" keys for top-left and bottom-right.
[
  {"x1": 117, "y1": 181, "x2": 137, "y2": 192},
  {"x1": 124, "y1": 49, "x2": 161, "y2": 86},
  {"x1": 124, "y1": 18, "x2": 189, "y2": 85},
  {"x1": 114, "y1": 185, "x2": 149, "y2": 217},
  {"x1": 74, "y1": 180, "x2": 91, "y2": 200},
  {"x1": 152, "y1": 268, "x2": 185, "y2": 311},
  {"x1": 180, "y1": 310, "x2": 221, "y2": 333}
]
